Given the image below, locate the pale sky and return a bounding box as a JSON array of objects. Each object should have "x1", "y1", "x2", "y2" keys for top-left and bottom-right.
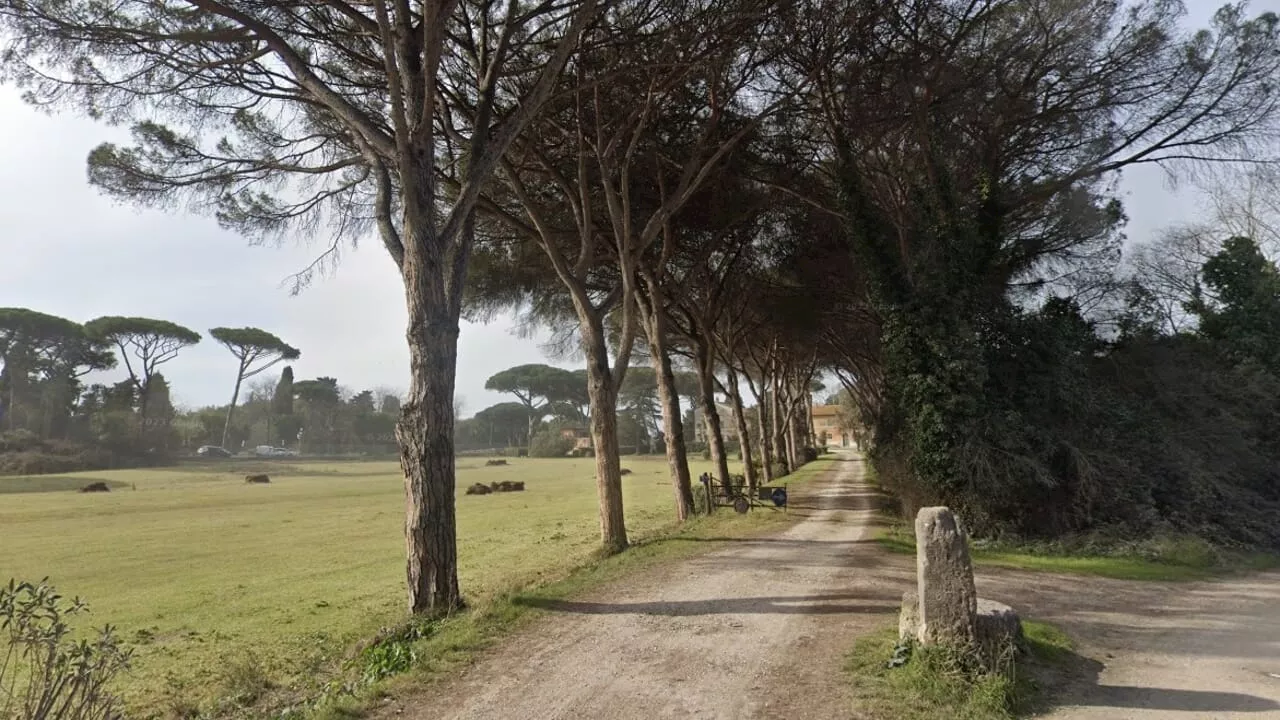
[{"x1": 0, "y1": 0, "x2": 1271, "y2": 415}]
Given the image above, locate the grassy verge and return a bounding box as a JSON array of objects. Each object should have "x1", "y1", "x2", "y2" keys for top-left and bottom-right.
[
  {"x1": 861, "y1": 457, "x2": 1279, "y2": 581},
  {"x1": 874, "y1": 521, "x2": 1279, "y2": 581},
  {"x1": 298, "y1": 458, "x2": 836, "y2": 720},
  {"x1": 844, "y1": 620, "x2": 1079, "y2": 720}
]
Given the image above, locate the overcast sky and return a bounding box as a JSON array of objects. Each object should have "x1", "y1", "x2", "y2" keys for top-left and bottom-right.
[{"x1": 0, "y1": 0, "x2": 1273, "y2": 415}]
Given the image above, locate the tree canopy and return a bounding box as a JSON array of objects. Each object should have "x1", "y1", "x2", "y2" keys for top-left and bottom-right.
[
  {"x1": 210, "y1": 327, "x2": 300, "y2": 447},
  {"x1": 85, "y1": 316, "x2": 201, "y2": 424}
]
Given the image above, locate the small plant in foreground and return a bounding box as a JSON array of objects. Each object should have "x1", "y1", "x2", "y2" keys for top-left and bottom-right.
[
  {"x1": 0, "y1": 578, "x2": 132, "y2": 720},
  {"x1": 355, "y1": 618, "x2": 438, "y2": 685}
]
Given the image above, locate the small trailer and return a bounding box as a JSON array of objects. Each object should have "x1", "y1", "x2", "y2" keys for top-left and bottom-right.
[{"x1": 697, "y1": 472, "x2": 787, "y2": 514}]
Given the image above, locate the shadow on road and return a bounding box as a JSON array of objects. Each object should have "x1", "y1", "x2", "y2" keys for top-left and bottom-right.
[
  {"x1": 1025, "y1": 627, "x2": 1280, "y2": 717},
  {"x1": 1073, "y1": 686, "x2": 1280, "y2": 713},
  {"x1": 513, "y1": 592, "x2": 897, "y2": 617}
]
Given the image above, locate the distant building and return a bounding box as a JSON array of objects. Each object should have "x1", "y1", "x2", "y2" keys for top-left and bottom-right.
[
  {"x1": 812, "y1": 404, "x2": 856, "y2": 448},
  {"x1": 559, "y1": 427, "x2": 593, "y2": 451}
]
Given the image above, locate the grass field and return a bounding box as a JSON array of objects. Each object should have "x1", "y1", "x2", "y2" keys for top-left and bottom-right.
[
  {"x1": 874, "y1": 521, "x2": 1280, "y2": 581},
  {"x1": 0, "y1": 455, "x2": 810, "y2": 717}
]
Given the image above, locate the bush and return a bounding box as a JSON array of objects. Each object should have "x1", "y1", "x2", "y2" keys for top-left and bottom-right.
[
  {"x1": 0, "y1": 431, "x2": 149, "y2": 476},
  {"x1": 0, "y1": 578, "x2": 132, "y2": 720},
  {"x1": 528, "y1": 429, "x2": 574, "y2": 458}
]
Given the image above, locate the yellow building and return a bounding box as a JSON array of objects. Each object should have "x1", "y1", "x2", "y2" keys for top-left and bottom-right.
[{"x1": 811, "y1": 404, "x2": 855, "y2": 448}]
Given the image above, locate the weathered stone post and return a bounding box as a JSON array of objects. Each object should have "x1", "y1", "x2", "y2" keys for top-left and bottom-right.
[
  {"x1": 898, "y1": 506, "x2": 1024, "y2": 666},
  {"x1": 913, "y1": 506, "x2": 977, "y2": 647}
]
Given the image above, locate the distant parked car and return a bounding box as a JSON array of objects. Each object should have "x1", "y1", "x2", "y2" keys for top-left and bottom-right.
[
  {"x1": 196, "y1": 445, "x2": 232, "y2": 458},
  {"x1": 252, "y1": 445, "x2": 298, "y2": 457}
]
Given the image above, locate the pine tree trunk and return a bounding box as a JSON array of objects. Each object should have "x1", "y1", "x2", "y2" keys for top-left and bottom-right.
[
  {"x1": 770, "y1": 374, "x2": 790, "y2": 473},
  {"x1": 749, "y1": 375, "x2": 775, "y2": 483},
  {"x1": 221, "y1": 361, "x2": 246, "y2": 449},
  {"x1": 694, "y1": 340, "x2": 732, "y2": 486},
  {"x1": 785, "y1": 406, "x2": 798, "y2": 469},
  {"x1": 580, "y1": 313, "x2": 628, "y2": 553},
  {"x1": 138, "y1": 378, "x2": 151, "y2": 442},
  {"x1": 725, "y1": 364, "x2": 758, "y2": 492},
  {"x1": 808, "y1": 393, "x2": 818, "y2": 447},
  {"x1": 396, "y1": 219, "x2": 464, "y2": 616},
  {"x1": 647, "y1": 314, "x2": 694, "y2": 521}
]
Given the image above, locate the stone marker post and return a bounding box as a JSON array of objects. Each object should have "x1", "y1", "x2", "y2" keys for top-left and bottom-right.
[{"x1": 914, "y1": 506, "x2": 977, "y2": 647}]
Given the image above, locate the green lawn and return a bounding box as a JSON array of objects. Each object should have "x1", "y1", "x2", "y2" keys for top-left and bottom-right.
[
  {"x1": 0, "y1": 455, "x2": 794, "y2": 717},
  {"x1": 844, "y1": 620, "x2": 1078, "y2": 720},
  {"x1": 874, "y1": 521, "x2": 1279, "y2": 582}
]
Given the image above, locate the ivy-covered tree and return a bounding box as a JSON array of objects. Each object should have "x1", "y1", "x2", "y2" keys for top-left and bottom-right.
[
  {"x1": 1194, "y1": 236, "x2": 1280, "y2": 372},
  {"x1": 209, "y1": 327, "x2": 299, "y2": 449},
  {"x1": 791, "y1": 0, "x2": 1280, "y2": 515}
]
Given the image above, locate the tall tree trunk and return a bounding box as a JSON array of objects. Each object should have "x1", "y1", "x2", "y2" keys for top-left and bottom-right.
[
  {"x1": 647, "y1": 314, "x2": 694, "y2": 521},
  {"x1": 395, "y1": 210, "x2": 465, "y2": 616},
  {"x1": 724, "y1": 364, "x2": 758, "y2": 492},
  {"x1": 746, "y1": 373, "x2": 775, "y2": 483},
  {"x1": 783, "y1": 381, "x2": 803, "y2": 468},
  {"x1": 3, "y1": 366, "x2": 15, "y2": 431},
  {"x1": 138, "y1": 378, "x2": 151, "y2": 441},
  {"x1": 770, "y1": 373, "x2": 790, "y2": 473},
  {"x1": 220, "y1": 360, "x2": 247, "y2": 449},
  {"x1": 784, "y1": 408, "x2": 796, "y2": 469},
  {"x1": 694, "y1": 339, "x2": 732, "y2": 486},
  {"x1": 580, "y1": 312, "x2": 628, "y2": 553},
  {"x1": 808, "y1": 392, "x2": 818, "y2": 447},
  {"x1": 795, "y1": 391, "x2": 810, "y2": 460}
]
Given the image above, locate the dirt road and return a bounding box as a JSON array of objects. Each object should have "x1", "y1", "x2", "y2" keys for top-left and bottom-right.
[
  {"x1": 979, "y1": 567, "x2": 1280, "y2": 719},
  {"x1": 390, "y1": 454, "x2": 908, "y2": 720},
  {"x1": 386, "y1": 454, "x2": 1280, "y2": 719}
]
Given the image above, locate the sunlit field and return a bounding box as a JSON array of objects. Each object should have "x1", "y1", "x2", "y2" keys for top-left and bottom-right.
[{"x1": 0, "y1": 455, "x2": 728, "y2": 715}]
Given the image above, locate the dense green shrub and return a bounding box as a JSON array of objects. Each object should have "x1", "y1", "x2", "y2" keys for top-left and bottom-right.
[
  {"x1": 0, "y1": 432, "x2": 120, "y2": 476},
  {"x1": 528, "y1": 430, "x2": 574, "y2": 458},
  {"x1": 871, "y1": 298, "x2": 1280, "y2": 550}
]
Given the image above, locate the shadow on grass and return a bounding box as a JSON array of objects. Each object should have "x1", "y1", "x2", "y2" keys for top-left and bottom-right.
[{"x1": 0, "y1": 476, "x2": 127, "y2": 494}]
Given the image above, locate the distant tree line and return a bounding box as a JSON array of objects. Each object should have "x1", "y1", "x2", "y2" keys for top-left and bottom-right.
[{"x1": 0, "y1": 311, "x2": 403, "y2": 470}]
